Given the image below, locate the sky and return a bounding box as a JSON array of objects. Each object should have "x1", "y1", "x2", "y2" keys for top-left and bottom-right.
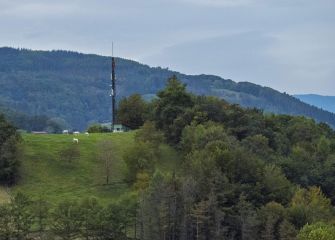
[{"x1": 0, "y1": 0, "x2": 334, "y2": 95}]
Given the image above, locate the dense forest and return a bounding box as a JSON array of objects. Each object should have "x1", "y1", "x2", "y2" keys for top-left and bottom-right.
[
  {"x1": 1, "y1": 77, "x2": 335, "y2": 239},
  {"x1": 0, "y1": 104, "x2": 66, "y2": 133},
  {"x1": 0, "y1": 47, "x2": 334, "y2": 130}
]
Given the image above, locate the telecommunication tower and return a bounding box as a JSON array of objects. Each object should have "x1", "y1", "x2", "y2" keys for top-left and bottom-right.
[{"x1": 111, "y1": 43, "x2": 116, "y2": 132}]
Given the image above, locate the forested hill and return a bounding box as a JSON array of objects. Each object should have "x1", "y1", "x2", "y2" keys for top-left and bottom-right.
[
  {"x1": 0, "y1": 47, "x2": 334, "y2": 130},
  {"x1": 295, "y1": 94, "x2": 335, "y2": 114}
]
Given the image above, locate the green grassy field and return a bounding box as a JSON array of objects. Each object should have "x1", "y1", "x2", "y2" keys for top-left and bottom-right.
[
  {"x1": 9, "y1": 132, "x2": 136, "y2": 205},
  {"x1": 1, "y1": 131, "x2": 179, "y2": 205}
]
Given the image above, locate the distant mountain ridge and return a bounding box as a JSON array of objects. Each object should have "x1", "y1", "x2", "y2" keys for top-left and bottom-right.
[
  {"x1": 0, "y1": 47, "x2": 334, "y2": 130},
  {"x1": 294, "y1": 94, "x2": 335, "y2": 114}
]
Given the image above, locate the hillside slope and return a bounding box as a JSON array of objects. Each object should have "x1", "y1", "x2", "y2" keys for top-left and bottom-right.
[
  {"x1": 11, "y1": 133, "x2": 134, "y2": 204},
  {"x1": 295, "y1": 94, "x2": 335, "y2": 113},
  {"x1": 0, "y1": 47, "x2": 334, "y2": 129},
  {"x1": 2, "y1": 132, "x2": 178, "y2": 204}
]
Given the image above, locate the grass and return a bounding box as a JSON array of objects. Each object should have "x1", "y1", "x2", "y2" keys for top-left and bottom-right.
[{"x1": 10, "y1": 132, "x2": 136, "y2": 205}]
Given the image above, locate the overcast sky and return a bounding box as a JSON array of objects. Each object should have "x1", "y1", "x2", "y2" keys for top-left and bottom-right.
[{"x1": 1, "y1": 0, "x2": 334, "y2": 95}]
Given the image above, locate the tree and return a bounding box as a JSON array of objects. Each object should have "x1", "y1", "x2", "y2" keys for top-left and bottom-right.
[
  {"x1": 297, "y1": 222, "x2": 335, "y2": 240},
  {"x1": 51, "y1": 200, "x2": 83, "y2": 240},
  {"x1": 289, "y1": 187, "x2": 334, "y2": 228},
  {"x1": 97, "y1": 140, "x2": 115, "y2": 185},
  {"x1": 261, "y1": 165, "x2": 294, "y2": 204},
  {"x1": 135, "y1": 121, "x2": 164, "y2": 151},
  {"x1": 124, "y1": 142, "x2": 157, "y2": 184},
  {"x1": 117, "y1": 94, "x2": 149, "y2": 129},
  {"x1": 237, "y1": 195, "x2": 258, "y2": 240},
  {"x1": 0, "y1": 204, "x2": 12, "y2": 239},
  {"x1": 278, "y1": 219, "x2": 297, "y2": 240},
  {"x1": 190, "y1": 200, "x2": 210, "y2": 240},
  {"x1": 0, "y1": 114, "x2": 21, "y2": 184},
  {"x1": 154, "y1": 76, "x2": 194, "y2": 144},
  {"x1": 103, "y1": 202, "x2": 128, "y2": 239},
  {"x1": 258, "y1": 202, "x2": 286, "y2": 240},
  {"x1": 117, "y1": 193, "x2": 139, "y2": 239},
  {"x1": 87, "y1": 124, "x2": 110, "y2": 133},
  {"x1": 32, "y1": 196, "x2": 50, "y2": 239},
  {"x1": 46, "y1": 117, "x2": 68, "y2": 133},
  {"x1": 79, "y1": 197, "x2": 105, "y2": 240},
  {"x1": 10, "y1": 192, "x2": 34, "y2": 240}
]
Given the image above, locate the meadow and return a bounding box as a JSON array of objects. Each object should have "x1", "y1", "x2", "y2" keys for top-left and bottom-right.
[
  {"x1": 8, "y1": 132, "x2": 135, "y2": 205},
  {"x1": 0, "y1": 131, "x2": 178, "y2": 206}
]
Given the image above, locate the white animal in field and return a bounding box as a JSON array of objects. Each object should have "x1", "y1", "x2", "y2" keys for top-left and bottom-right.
[
  {"x1": 73, "y1": 131, "x2": 80, "y2": 135},
  {"x1": 63, "y1": 130, "x2": 69, "y2": 134},
  {"x1": 85, "y1": 132, "x2": 89, "y2": 136},
  {"x1": 73, "y1": 138, "x2": 79, "y2": 144}
]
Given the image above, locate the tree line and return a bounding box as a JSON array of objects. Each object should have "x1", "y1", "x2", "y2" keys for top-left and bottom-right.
[
  {"x1": 119, "y1": 76, "x2": 335, "y2": 239},
  {"x1": 0, "y1": 192, "x2": 138, "y2": 240}
]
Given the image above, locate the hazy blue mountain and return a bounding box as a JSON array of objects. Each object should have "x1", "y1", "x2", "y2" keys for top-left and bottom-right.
[
  {"x1": 294, "y1": 94, "x2": 335, "y2": 114},
  {"x1": 0, "y1": 47, "x2": 334, "y2": 130}
]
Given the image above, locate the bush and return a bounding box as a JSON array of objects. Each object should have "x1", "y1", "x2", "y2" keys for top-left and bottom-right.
[{"x1": 87, "y1": 124, "x2": 110, "y2": 133}]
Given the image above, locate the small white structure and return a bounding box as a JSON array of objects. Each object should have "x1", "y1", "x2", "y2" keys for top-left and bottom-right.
[
  {"x1": 73, "y1": 131, "x2": 80, "y2": 135},
  {"x1": 112, "y1": 124, "x2": 129, "y2": 133},
  {"x1": 73, "y1": 138, "x2": 79, "y2": 144},
  {"x1": 85, "y1": 132, "x2": 89, "y2": 136},
  {"x1": 63, "y1": 130, "x2": 69, "y2": 134}
]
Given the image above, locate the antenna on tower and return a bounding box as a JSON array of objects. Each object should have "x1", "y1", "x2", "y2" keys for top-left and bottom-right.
[{"x1": 111, "y1": 42, "x2": 116, "y2": 132}]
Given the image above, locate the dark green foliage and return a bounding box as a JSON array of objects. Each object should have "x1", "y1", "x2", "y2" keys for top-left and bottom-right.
[
  {"x1": 87, "y1": 123, "x2": 110, "y2": 133},
  {"x1": 0, "y1": 193, "x2": 34, "y2": 240},
  {"x1": 124, "y1": 141, "x2": 157, "y2": 183},
  {"x1": 123, "y1": 78, "x2": 335, "y2": 240},
  {"x1": 154, "y1": 75, "x2": 194, "y2": 144},
  {"x1": 79, "y1": 197, "x2": 105, "y2": 239},
  {"x1": 0, "y1": 104, "x2": 67, "y2": 132},
  {"x1": 0, "y1": 114, "x2": 21, "y2": 184},
  {"x1": 51, "y1": 200, "x2": 83, "y2": 240},
  {"x1": 32, "y1": 196, "x2": 50, "y2": 238},
  {"x1": 134, "y1": 121, "x2": 165, "y2": 150},
  {"x1": 117, "y1": 94, "x2": 149, "y2": 129},
  {"x1": 10, "y1": 193, "x2": 34, "y2": 240},
  {"x1": 0, "y1": 192, "x2": 135, "y2": 240},
  {"x1": 0, "y1": 204, "x2": 12, "y2": 239},
  {"x1": 124, "y1": 121, "x2": 165, "y2": 183}
]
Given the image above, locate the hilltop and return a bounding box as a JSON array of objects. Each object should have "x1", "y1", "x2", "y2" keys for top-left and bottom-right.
[{"x1": 0, "y1": 47, "x2": 335, "y2": 130}]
